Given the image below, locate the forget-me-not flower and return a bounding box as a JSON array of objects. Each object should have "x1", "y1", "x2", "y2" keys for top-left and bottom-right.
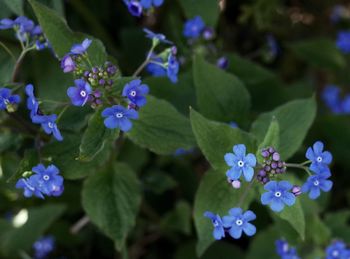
[
  {"x1": 102, "y1": 105, "x2": 138, "y2": 131},
  {"x1": 261, "y1": 181, "x2": 296, "y2": 212},
  {"x1": 122, "y1": 79, "x2": 149, "y2": 107},
  {"x1": 183, "y1": 16, "x2": 205, "y2": 39},
  {"x1": 203, "y1": 211, "x2": 225, "y2": 240},
  {"x1": 222, "y1": 208, "x2": 256, "y2": 239},
  {"x1": 301, "y1": 169, "x2": 332, "y2": 200},
  {"x1": 70, "y1": 38, "x2": 92, "y2": 55},
  {"x1": 336, "y1": 31, "x2": 350, "y2": 54},
  {"x1": 32, "y1": 114, "x2": 63, "y2": 141},
  {"x1": 306, "y1": 141, "x2": 332, "y2": 173},
  {"x1": 0, "y1": 88, "x2": 20, "y2": 112},
  {"x1": 67, "y1": 79, "x2": 92, "y2": 106}
]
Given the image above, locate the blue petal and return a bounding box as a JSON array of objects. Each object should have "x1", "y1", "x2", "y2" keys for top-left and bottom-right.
[
  {"x1": 264, "y1": 181, "x2": 278, "y2": 191},
  {"x1": 270, "y1": 198, "x2": 285, "y2": 212},
  {"x1": 281, "y1": 192, "x2": 296, "y2": 206},
  {"x1": 313, "y1": 141, "x2": 324, "y2": 154},
  {"x1": 125, "y1": 109, "x2": 139, "y2": 119},
  {"x1": 242, "y1": 166, "x2": 254, "y2": 182},
  {"x1": 228, "y1": 226, "x2": 242, "y2": 239},
  {"x1": 222, "y1": 215, "x2": 235, "y2": 228},
  {"x1": 224, "y1": 153, "x2": 236, "y2": 166},
  {"x1": 322, "y1": 151, "x2": 332, "y2": 164},
  {"x1": 104, "y1": 116, "x2": 119, "y2": 129},
  {"x1": 261, "y1": 192, "x2": 273, "y2": 205},
  {"x1": 243, "y1": 223, "x2": 256, "y2": 236},
  {"x1": 309, "y1": 187, "x2": 320, "y2": 199},
  {"x1": 245, "y1": 153, "x2": 256, "y2": 166},
  {"x1": 228, "y1": 207, "x2": 243, "y2": 217},
  {"x1": 226, "y1": 168, "x2": 241, "y2": 180},
  {"x1": 278, "y1": 180, "x2": 293, "y2": 191},
  {"x1": 203, "y1": 211, "x2": 215, "y2": 220},
  {"x1": 301, "y1": 182, "x2": 310, "y2": 193},
  {"x1": 119, "y1": 118, "x2": 132, "y2": 132},
  {"x1": 213, "y1": 226, "x2": 225, "y2": 240},
  {"x1": 102, "y1": 107, "x2": 115, "y2": 117},
  {"x1": 243, "y1": 210, "x2": 256, "y2": 221},
  {"x1": 233, "y1": 144, "x2": 246, "y2": 156},
  {"x1": 305, "y1": 147, "x2": 315, "y2": 160},
  {"x1": 319, "y1": 180, "x2": 333, "y2": 192}
]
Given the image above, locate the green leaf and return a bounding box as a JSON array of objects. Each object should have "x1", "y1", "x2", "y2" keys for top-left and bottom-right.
[
  {"x1": 251, "y1": 96, "x2": 316, "y2": 160},
  {"x1": 179, "y1": 0, "x2": 220, "y2": 26},
  {"x1": 278, "y1": 199, "x2": 305, "y2": 240},
  {"x1": 128, "y1": 96, "x2": 195, "y2": 155},
  {"x1": 325, "y1": 210, "x2": 350, "y2": 242},
  {"x1": 0, "y1": 204, "x2": 65, "y2": 256},
  {"x1": 6, "y1": 149, "x2": 37, "y2": 183},
  {"x1": 82, "y1": 162, "x2": 141, "y2": 250},
  {"x1": 246, "y1": 226, "x2": 280, "y2": 259},
  {"x1": 289, "y1": 38, "x2": 346, "y2": 70},
  {"x1": 190, "y1": 109, "x2": 256, "y2": 170},
  {"x1": 161, "y1": 201, "x2": 192, "y2": 235},
  {"x1": 193, "y1": 55, "x2": 251, "y2": 124},
  {"x1": 194, "y1": 169, "x2": 256, "y2": 256},
  {"x1": 79, "y1": 109, "x2": 118, "y2": 162},
  {"x1": 3, "y1": 0, "x2": 23, "y2": 15},
  {"x1": 256, "y1": 117, "x2": 280, "y2": 162}
]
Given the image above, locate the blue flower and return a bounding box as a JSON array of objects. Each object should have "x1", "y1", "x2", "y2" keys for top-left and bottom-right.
[
  {"x1": 275, "y1": 239, "x2": 300, "y2": 259},
  {"x1": 144, "y1": 28, "x2": 172, "y2": 44},
  {"x1": 61, "y1": 55, "x2": 76, "y2": 73},
  {"x1": 261, "y1": 181, "x2": 296, "y2": 212},
  {"x1": 0, "y1": 88, "x2": 20, "y2": 111},
  {"x1": 301, "y1": 170, "x2": 332, "y2": 200},
  {"x1": 342, "y1": 95, "x2": 350, "y2": 114},
  {"x1": 140, "y1": 0, "x2": 164, "y2": 8},
  {"x1": 229, "y1": 121, "x2": 238, "y2": 128},
  {"x1": 15, "y1": 176, "x2": 44, "y2": 199},
  {"x1": 102, "y1": 105, "x2": 138, "y2": 131},
  {"x1": 33, "y1": 236, "x2": 55, "y2": 259},
  {"x1": 31, "y1": 164, "x2": 64, "y2": 196},
  {"x1": 183, "y1": 16, "x2": 205, "y2": 39},
  {"x1": 167, "y1": 53, "x2": 179, "y2": 83},
  {"x1": 336, "y1": 31, "x2": 350, "y2": 54},
  {"x1": 222, "y1": 208, "x2": 256, "y2": 239},
  {"x1": 326, "y1": 241, "x2": 349, "y2": 259},
  {"x1": 122, "y1": 79, "x2": 149, "y2": 107},
  {"x1": 225, "y1": 144, "x2": 257, "y2": 182},
  {"x1": 0, "y1": 18, "x2": 15, "y2": 30},
  {"x1": 70, "y1": 38, "x2": 92, "y2": 55},
  {"x1": 32, "y1": 114, "x2": 63, "y2": 141},
  {"x1": 146, "y1": 55, "x2": 167, "y2": 76},
  {"x1": 124, "y1": 0, "x2": 143, "y2": 17},
  {"x1": 67, "y1": 79, "x2": 92, "y2": 106},
  {"x1": 322, "y1": 85, "x2": 343, "y2": 114},
  {"x1": 306, "y1": 141, "x2": 332, "y2": 173},
  {"x1": 217, "y1": 56, "x2": 229, "y2": 70},
  {"x1": 203, "y1": 211, "x2": 225, "y2": 240},
  {"x1": 25, "y1": 84, "x2": 39, "y2": 118}
]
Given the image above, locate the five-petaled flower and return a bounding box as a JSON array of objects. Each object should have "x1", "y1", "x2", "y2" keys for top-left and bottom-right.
[
  {"x1": 301, "y1": 169, "x2": 333, "y2": 200},
  {"x1": 102, "y1": 105, "x2": 138, "y2": 131},
  {"x1": 67, "y1": 79, "x2": 92, "y2": 106},
  {"x1": 122, "y1": 79, "x2": 149, "y2": 107},
  {"x1": 33, "y1": 236, "x2": 55, "y2": 259},
  {"x1": 0, "y1": 88, "x2": 20, "y2": 112},
  {"x1": 275, "y1": 239, "x2": 300, "y2": 259},
  {"x1": 32, "y1": 114, "x2": 63, "y2": 141},
  {"x1": 222, "y1": 208, "x2": 256, "y2": 239},
  {"x1": 326, "y1": 241, "x2": 350, "y2": 259},
  {"x1": 70, "y1": 38, "x2": 92, "y2": 55},
  {"x1": 203, "y1": 211, "x2": 225, "y2": 240},
  {"x1": 31, "y1": 164, "x2": 64, "y2": 196},
  {"x1": 183, "y1": 16, "x2": 205, "y2": 39},
  {"x1": 336, "y1": 30, "x2": 350, "y2": 54},
  {"x1": 261, "y1": 181, "x2": 296, "y2": 212},
  {"x1": 306, "y1": 141, "x2": 332, "y2": 173},
  {"x1": 225, "y1": 144, "x2": 257, "y2": 182},
  {"x1": 15, "y1": 177, "x2": 45, "y2": 199}
]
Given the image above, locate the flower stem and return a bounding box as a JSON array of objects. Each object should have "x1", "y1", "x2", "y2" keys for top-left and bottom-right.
[
  {"x1": 237, "y1": 178, "x2": 255, "y2": 208},
  {"x1": 132, "y1": 45, "x2": 156, "y2": 77},
  {"x1": 0, "y1": 41, "x2": 16, "y2": 62}
]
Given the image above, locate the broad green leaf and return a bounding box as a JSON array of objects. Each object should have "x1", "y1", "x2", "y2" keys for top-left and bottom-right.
[
  {"x1": 194, "y1": 169, "x2": 256, "y2": 256},
  {"x1": 161, "y1": 201, "x2": 192, "y2": 235},
  {"x1": 82, "y1": 162, "x2": 141, "y2": 250},
  {"x1": 142, "y1": 170, "x2": 177, "y2": 194},
  {"x1": 190, "y1": 109, "x2": 256, "y2": 170},
  {"x1": 256, "y1": 117, "x2": 280, "y2": 162},
  {"x1": 128, "y1": 96, "x2": 195, "y2": 155},
  {"x1": 325, "y1": 210, "x2": 350, "y2": 242},
  {"x1": 246, "y1": 226, "x2": 280, "y2": 259},
  {"x1": 179, "y1": 0, "x2": 220, "y2": 26},
  {"x1": 278, "y1": 199, "x2": 305, "y2": 240},
  {"x1": 251, "y1": 96, "x2": 316, "y2": 160},
  {"x1": 3, "y1": 0, "x2": 23, "y2": 15},
  {"x1": 193, "y1": 55, "x2": 251, "y2": 124},
  {"x1": 289, "y1": 38, "x2": 346, "y2": 70},
  {"x1": 0, "y1": 204, "x2": 65, "y2": 256},
  {"x1": 6, "y1": 149, "x2": 37, "y2": 183},
  {"x1": 79, "y1": 109, "x2": 118, "y2": 162}
]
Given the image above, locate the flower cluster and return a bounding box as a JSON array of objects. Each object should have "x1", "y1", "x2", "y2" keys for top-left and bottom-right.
[
  {"x1": 204, "y1": 208, "x2": 256, "y2": 240},
  {"x1": 322, "y1": 85, "x2": 350, "y2": 114},
  {"x1": 16, "y1": 164, "x2": 64, "y2": 199},
  {"x1": 0, "y1": 16, "x2": 49, "y2": 50},
  {"x1": 33, "y1": 236, "x2": 55, "y2": 259},
  {"x1": 336, "y1": 30, "x2": 350, "y2": 54},
  {"x1": 25, "y1": 84, "x2": 63, "y2": 141},
  {"x1": 257, "y1": 147, "x2": 286, "y2": 184},
  {"x1": 275, "y1": 239, "x2": 300, "y2": 259},
  {"x1": 0, "y1": 88, "x2": 21, "y2": 113},
  {"x1": 123, "y1": 0, "x2": 164, "y2": 17}
]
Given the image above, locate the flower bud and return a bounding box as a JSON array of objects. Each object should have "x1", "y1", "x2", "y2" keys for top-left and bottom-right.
[
  {"x1": 292, "y1": 185, "x2": 302, "y2": 196},
  {"x1": 232, "y1": 180, "x2": 241, "y2": 189}
]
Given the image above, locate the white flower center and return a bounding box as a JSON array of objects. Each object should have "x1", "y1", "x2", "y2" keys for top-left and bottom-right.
[
  {"x1": 48, "y1": 122, "x2": 54, "y2": 129},
  {"x1": 275, "y1": 191, "x2": 282, "y2": 198},
  {"x1": 43, "y1": 175, "x2": 50, "y2": 181},
  {"x1": 115, "y1": 112, "x2": 123, "y2": 118},
  {"x1": 130, "y1": 90, "x2": 137, "y2": 97},
  {"x1": 213, "y1": 220, "x2": 219, "y2": 227},
  {"x1": 332, "y1": 250, "x2": 339, "y2": 257},
  {"x1": 237, "y1": 160, "x2": 245, "y2": 167},
  {"x1": 282, "y1": 243, "x2": 289, "y2": 252},
  {"x1": 316, "y1": 156, "x2": 323, "y2": 163},
  {"x1": 235, "y1": 219, "x2": 243, "y2": 226},
  {"x1": 314, "y1": 180, "x2": 319, "y2": 186},
  {"x1": 4, "y1": 99, "x2": 9, "y2": 105},
  {"x1": 80, "y1": 90, "x2": 87, "y2": 97}
]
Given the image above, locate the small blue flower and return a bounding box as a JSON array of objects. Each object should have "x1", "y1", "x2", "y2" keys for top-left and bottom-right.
[
  {"x1": 183, "y1": 16, "x2": 205, "y2": 39},
  {"x1": 306, "y1": 141, "x2": 332, "y2": 173},
  {"x1": 342, "y1": 95, "x2": 350, "y2": 114},
  {"x1": 32, "y1": 114, "x2": 63, "y2": 141},
  {"x1": 229, "y1": 121, "x2": 238, "y2": 128},
  {"x1": 102, "y1": 105, "x2": 138, "y2": 131},
  {"x1": 0, "y1": 18, "x2": 15, "y2": 30},
  {"x1": 275, "y1": 239, "x2": 300, "y2": 259},
  {"x1": 322, "y1": 85, "x2": 342, "y2": 114},
  {"x1": 203, "y1": 211, "x2": 225, "y2": 240},
  {"x1": 222, "y1": 208, "x2": 256, "y2": 239},
  {"x1": 301, "y1": 170, "x2": 332, "y2": 200},
  {"x1": 25, "y1": 84, "x2": 39, "y2": 118},
  {"x1": 67, "y1": 79, "x2": 92, "y2": 106},
  {"x1": 32, "y1": 164, "x2": 64, "y2": 196},
  {"x1": 33, "y1": 236, "x2": 55, "y2": 259},
  {"x1": 217, "y1": 56, "x2": 229, "y2": 70},
  {"x1": 0, "y1": 88, "x2": 20, "y2": 111},
  {"x1": 225, "y1": 144, "x2": 257, "y2": 182},
  {"x1": 15, "y1": 176, "x2": 44, "y2": 199},
  {"x1": 122, "y1": 79, "x2": 149, "y2": 107},
  {"x1": 61, "y1": 55, "x2": 76, "y2": 73},
  {"x1": 144, "y1": 28, "x2": 172, "y2": 44},
  {"x1": 70, "y1": 38, "x2": 92, "y2": 55},
  {"x1": 326, "y1": 241, "x2": 349, "y2": 259},
  {"x1": 261, "y1": 181, "x2": 296, "y2": 212},
  {"x1": 266, "y1": 34, "x2": 279, "y2": 58},
  {"x1": 167, "y1": 53, "x2": 179, "y2": 83},
  {"x1": 336, "y1": 31, "x2": 350, "y2": 54},
  {"x1": 140, "y1": 0, "x2": 164, "y2": 8},
  {"x1": 124, "y1": 0, "x2": 143, "y2": 17}
]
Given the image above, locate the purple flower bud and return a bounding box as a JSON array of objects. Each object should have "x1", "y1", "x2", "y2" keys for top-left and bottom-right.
[
  {"x1": 92, "y1": 67, "x2": 98, "y2": 73},
  {"x1": 60, "y1": 55, "x2": 76, "y2": 73},
  {"x1": 262, "y1": 177, "x2": 270, "y2": 184},
  {"x1": 202, "y1": 27, "x2": 215, "y2": 40},
  {"x1": 264, "y1": 165, "x2": 271, "y2": 172},
  {"x1": 128, "y1": 103, "x2": 138, "y2": 110},
  {"x1": 227, "y1": 177, "x2": 233, "y2": 184},
  {"x1": 292, "y1": 185, "x2": 302, "y2": 196},
  {"x1": 268, "y1": 147, "x2": 275, "y2": 154},
  {"x1": 95, "y1": 99, "x2": 102, "y2": 105},
  {"x1": 99, "y1": 79, "x2": 105, "y2": 85},
  {"x1": 92, "y1": 74, "x2": 98, "y2": 79},
  {"x1": 216, "y1": 56, "x2": 229, "y2": 70},
  {"x1": 83, "y1": 71, "x2": 89, "y2": 77},
  {"x1": 258, "y1": 170, "x2": 266, "y2": 177},
  {"x1": 261, "y1": 150, "x2": 269, "y2": 158},
  {"x1": 232, "y1": 180, "x2": 241, "y2": 189},
  {"x1": 271, "y1": 162, "x2": 277, "y2": 169},
  {"x1": 94, "y1": 90, "x2": 101, "y2": 98},
  {"x1": 272, "y1": 152, "x2": 280, "y2": 161},
  {"x1": 278, "y1": 161, "x2": 283, "y2": 167},
  {"x1": 276, "y1": 168, "x2": 281, "y2": 174},
  {"x1": 108, "y1": 79, "x2": 114, "y2": 85}
]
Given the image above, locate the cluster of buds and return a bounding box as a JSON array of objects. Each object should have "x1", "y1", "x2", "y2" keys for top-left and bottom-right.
[
  {"x1": 257, "y1": 147, "x2": 286, "y2": 184},
  {"x1": 88, "y1": 90, "x2": 102, "y2": 109},
  {"x1": 79, "y1": 62, "x2": 118, "y2": 88}
]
